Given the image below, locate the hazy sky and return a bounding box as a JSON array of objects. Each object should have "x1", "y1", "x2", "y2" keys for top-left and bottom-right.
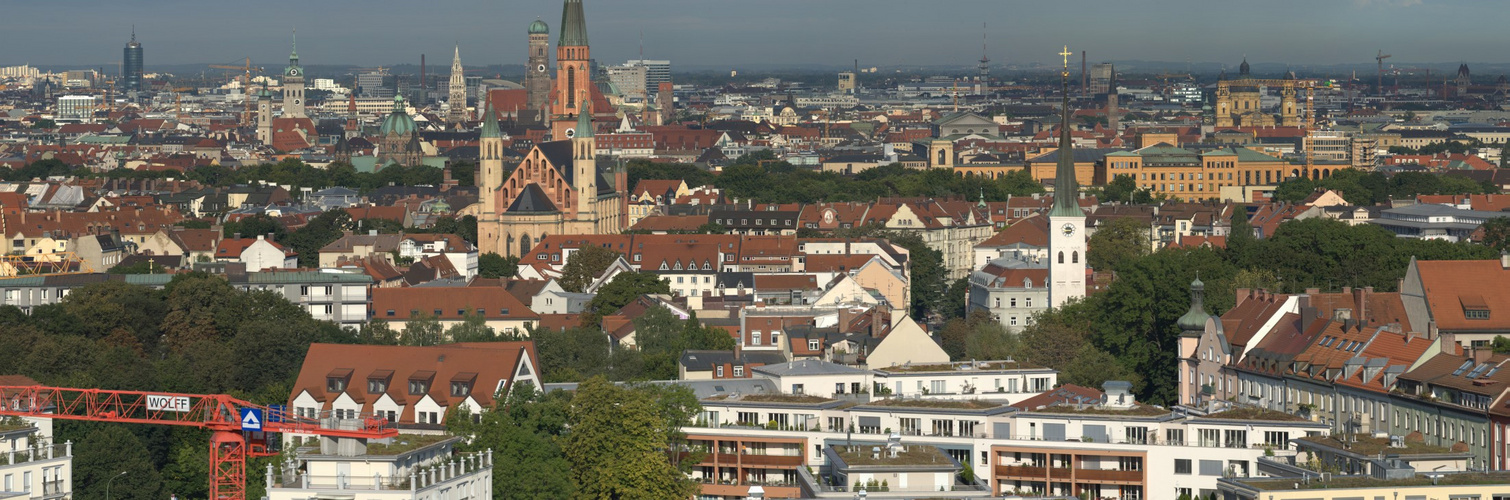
[{"x1": 0, "y1": 0, "x2": 1498, "y2": 70}]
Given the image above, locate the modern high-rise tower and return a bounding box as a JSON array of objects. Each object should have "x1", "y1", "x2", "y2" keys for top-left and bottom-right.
[
  {"x1": 525, "y1": 19, "x2": 551, "y2": 123},
  {"x1": 551, "y1": 0, "x2": 594, "y2": 140},
  {"x1": 122, "y1": 28, "x2": 143, "y2": 93},
  {"x1": 447, "y1": 45, "x2": 468, "y2": 124},
  {"x1": 1048, "y1": 46, "x2": 1087, "y2": 309},
  {"x1": 282, "y1": 32, "x2": 306, "y2": 118}
]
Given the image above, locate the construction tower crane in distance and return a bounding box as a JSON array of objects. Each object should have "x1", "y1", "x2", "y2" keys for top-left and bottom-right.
[
  {"x1": 1375, "y1": 50, "x2": 1391, "y2": 95},
  {"x1": 0, "y1": 384, "x2": 397, "y2": 500},
  {"x1": 209, "y1": 58, "x2": 264, "y2": 126}
]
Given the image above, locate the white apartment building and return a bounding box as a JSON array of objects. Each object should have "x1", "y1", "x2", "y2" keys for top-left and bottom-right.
[
  {"x1": 264, "y1": 435, "x2": 489, "y2": 500},
  {"x1": 0, "y1": 420, "x2": 72, "y2": 500}
]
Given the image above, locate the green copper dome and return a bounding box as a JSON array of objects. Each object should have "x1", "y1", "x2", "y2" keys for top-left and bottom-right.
[
  {"x1": 1177, "y1": 277, "x2": 1211, "y2": 332},
  {"x1": 379, "y1": 96, "x2": 417, "y2": 136},
  {"x1": 529, "y1": 19, "x2": 549, "y2": 34}
]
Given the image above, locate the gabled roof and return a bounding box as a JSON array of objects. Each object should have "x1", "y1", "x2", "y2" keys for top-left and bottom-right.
[
  {"x1": 508, "y1": 184, "x2": 559, "y2": 213},
  {"x1": 291, "y1": 342, "x2": 538, "y2": 422}
]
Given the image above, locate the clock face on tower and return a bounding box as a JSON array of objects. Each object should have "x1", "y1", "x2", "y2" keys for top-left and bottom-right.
[
  {"x1": 537, "y1": 64, "x2": 546, "y2": 73},
  {"x1": 293, "y1": 99, "x2": 301, "y2": 105},
  {"x1": 1061, "y1": 223, "x2": 1076, "y2": 237}
]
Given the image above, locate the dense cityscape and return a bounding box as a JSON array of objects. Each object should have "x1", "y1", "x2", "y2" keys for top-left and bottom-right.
[{"x1": 5, "y1": 1, "x2": 1510, "y2": 500}]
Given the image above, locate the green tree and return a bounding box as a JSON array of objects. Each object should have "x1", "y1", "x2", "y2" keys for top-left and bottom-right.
[
  {"x1": 448, "y1": 387, "x2": 576, "y2": 499},
  {"x1": 563, "y1": 378, "x2": 700, "y2": 500},
  {"x1": 559, "y1": 245, "x2": 623, "y2": 293},
  {"x1": 284, "y1": 209, "x2": 354, "y2": 267},
  {"x1": 1087, "y1": 216, "x2": 1150, "y2": 273},
  {"x1": 223, "y1": 214, "x2": 287, "y2": 241},
  {"x1": 74, "y1": 426, "x2": 165, "y2": 500},
  {"x1": 581, "y1": 271, "x2": 671, "y2": 329},
  {"x1": 400, "y1": 314, "x2": 444, "y2": 346},
  {"x1": 1482, "y1": 217, "x2": 1510, "y2": 253},
  {"x1": 1100, "y1": 174, "x2": 1138, "y2": 203},
  {"x1": 885, "y1": 232, "x2": 948, "y2": 320},
  {"x1": 532, "y1": 324, "x2": 611, "y2": 382},
  {"x1": 446, "y1": 313, "x2": 497, "y2": 343},
  {"x1": 478, "y1": 252, "x2": 520, "y2": 279}
]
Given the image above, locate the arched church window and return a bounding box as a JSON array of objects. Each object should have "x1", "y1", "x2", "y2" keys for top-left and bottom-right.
[
  {"x1": 1072, "y1": 251, "x2": 1078, "y2": 263},
  {"x1": 1058, "y1": 252, "x2": 1064, "y2": 264}
]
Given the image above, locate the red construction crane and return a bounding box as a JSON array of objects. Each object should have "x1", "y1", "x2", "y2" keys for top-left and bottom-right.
[{"x1": 0, "y1": 385, "x2": 397, "y2": 500}]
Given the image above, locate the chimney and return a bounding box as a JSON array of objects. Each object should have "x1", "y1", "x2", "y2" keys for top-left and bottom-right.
[
  {"x1": 1305, "y1": 287, "x2": 1320, "y2": 295},
  {"x1": 233, "y1": 232, "x2": 241, "y2": 240},
  {"x1": 1354, "y1": 287, "x2": 1368, "y2": 326},
  {"x1": 1501, "y1": 251, "x2": 1510, "y2": 270},
  {"x1": 1473, "y1": 346, "x2": 1493, "y2": 364}
]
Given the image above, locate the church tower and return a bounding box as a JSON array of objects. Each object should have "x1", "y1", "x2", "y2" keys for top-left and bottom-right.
[
  {"x1": 447, "y1": 44, "x2": 468, "y2": 125},
  {"x1": 1048, "y1": 46, "x2": 1087, "y2": 309},
  {"x1": 256, "y1": 90, "x2": 273, "y2": 144},
  {"x1": 552, "y1": 0, "x2": 593, "y2": 140},
  {"x1": 525, "y1": 19, "x2": 551, "y2": 124},
  {"x1": 282, "y1": 32, "x2": 306, "y2": 118},
  {"x1": 479, "y1": 101, "x2": 504, "y2": 219},
  {"x1": 572, "y1": 94, "x2": 598, "y2": 214}
]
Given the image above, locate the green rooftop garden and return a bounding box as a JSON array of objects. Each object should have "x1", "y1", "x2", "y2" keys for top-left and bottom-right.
[
  {"x1": 364, "y1": 434, "x2": 455, "y2": 456},
  {"x1": 1297, "y1": 434, "x2": 1455, "y2": 457},
  {"x1": 865, "y1": 399, "x2": 1001, "y2": 410},
  {"x1": 1203, "y1": 407, "x2": 1307, "y2": 422},
  {"x1": 1027, "y1": 404, "x2": 1170, "y2": 417},
  {"x1": 1242, "y1": 472, "x2": 1510, "y2": 490},
  {"x1": 833, "y1": 444, "x2": 955, "y2": 467}
]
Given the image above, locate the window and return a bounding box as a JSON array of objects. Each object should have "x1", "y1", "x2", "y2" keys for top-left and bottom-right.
[
  {"x1": 408, "y1": 380, "x2": 429, "y2": 395},
  {"x1": 326, "y1": 377, "x2": 346, "y2": 392},
  {"x1": 1165, "y1": 428, "x2": 1185, "y2": 445},
  {"x1": 1010, "y1": 297, "x2": 1017, "y2": 307},
  {"x1": 792, "y1": 384, "x2": 804, "y2": 394},
  {"x1": 752, "y1": 331, "x2": 762, "y2": 345},
  {"x1": 386, "y1": 309, "x2": 395, "y2": 316},
  {"x1": 829, "y1": 417, "x2": 844, "y2": 432},
  {"x1": 1466, "y1": 308, "x2": 1491, "y2": 320},
  {"x1": 733, "y1": 365, "x2": 744, "y2": 377},
  {"x1": 716, "y1": 366, "x2": 724, "y2": 377},
  {"x1": 808, "y1": 339, "x2": 820, "y2": 351},
  {"x1": 1264, "y1": 431, "x2": 1289, "y2": 448},
  {"x1": 835, "y1": 383, "x2": 847, "y2": 395},
  {"x1": 1025, "y1": 298, "x2": 1032, "y2": 308},
  {"x1": 367, "y1": 379, "x2": 387, "y2": 394},
  {"x1": 451, "y1": 381, "x2": 471, "y2": 397}
]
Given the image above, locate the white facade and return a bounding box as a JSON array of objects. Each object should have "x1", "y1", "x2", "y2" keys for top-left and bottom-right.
[
  {"x1": 0, "y1": 427, "x2": 72, "y2": 500},
  {"x1": 265, "y1": 437, "x2": 490, "y2": 500},
  {"x1": 1046, "y1": 212, "x2": 1086, "y2": 308},
  {"x1": 241, "y1": 236, "x2": 297, "y2": 271}
]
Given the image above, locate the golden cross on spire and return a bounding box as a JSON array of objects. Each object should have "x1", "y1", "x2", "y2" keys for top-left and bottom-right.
[{"x1": 1059, "y1": 46, "x2": 1072, "y2": 69}]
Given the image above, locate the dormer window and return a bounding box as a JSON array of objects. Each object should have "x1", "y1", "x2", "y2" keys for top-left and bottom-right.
[
  {"x1": 451, "y1": 381, "x2": 472, "y2": 397},
  {"x1": 327, "y1": 377, "x2": 346, "y2": 392},
  {"x1": 1462, "y1": 295, "x2": 1490, "y2": 320},
  {"x1": 409, "y1": 380, "x2": 429, "y2": 394}
]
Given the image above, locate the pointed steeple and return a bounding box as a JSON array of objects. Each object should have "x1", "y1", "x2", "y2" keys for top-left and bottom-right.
[
  {"x1": 481, "y1": 102, "x2": 501, "y2": 139},
  {"x1": 560, "y1": 0, "x2": 589, "y2": 47},
  {"x1": 977, "y1": 188, "x2": 987, "y2": 209},
  {"x1": 290, "y1": 29, "x2": 298, "y2": 63},
  {"x1": 576, "y1": 92, "x2": 594, "y2": 139},
  {"x1": 1050, "y1": 45, "x2": 1081, "y2": 218}
]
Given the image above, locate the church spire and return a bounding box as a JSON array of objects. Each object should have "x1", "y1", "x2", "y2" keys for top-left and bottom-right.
[
  {"x1": 481, "y1": 101, "x2": 501, "y2": 139},
  {"x1": 289, "y1": 29, "x2": 298, "y2": 63},
  {"x1": 560, "y1": 0, "x2": 589, "y2": 47},
  {"x1": 1050, "y1": 45, "x2": 1081, "y2": 218},
  {"x1": 576, "y1": 91, "x2": 594, "y2": 139}
]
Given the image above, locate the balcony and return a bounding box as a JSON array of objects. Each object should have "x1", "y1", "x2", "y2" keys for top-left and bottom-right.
[
  {"x1": 995, "y1": 464, "x2": 1046, "y2": 478},
  {"x1": 1075, "y1": 468, "x2": 1142, "y2": 483},
  {"x1": 738, "y1": 453, "x2": 803, "y2": 467}
]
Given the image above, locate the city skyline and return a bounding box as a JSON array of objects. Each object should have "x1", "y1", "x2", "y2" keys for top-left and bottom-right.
[{"x1": 1, "y1": 0, "x2": 1502, "y2": 70}]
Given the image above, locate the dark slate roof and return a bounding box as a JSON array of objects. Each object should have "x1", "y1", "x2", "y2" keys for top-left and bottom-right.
[
  {"x1": 678, "y1": 350, "x2": 789, "y2": 373},
  {"x1": 536, "y1": 140, "x2": 575, "y2": 186},
  {"x1": 508, "y1": 184, "x2": 559, "y2": 213},
  {"x1": 717, "y1": 272, "x2": 755, "y2": 289}
]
